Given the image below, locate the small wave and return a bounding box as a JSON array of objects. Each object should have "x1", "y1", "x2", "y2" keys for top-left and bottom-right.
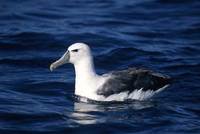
[
  {"x1": 0, "y1": 111, "x2": 63, "y2": 122},
  {"x1": 163, "y1": 63, "x2": 200, "y2": 70},
  {"x1": 0, "y1": 32, "x2": 66, "y2": 51},
  {"x1": 0, "y1": 58, "x2": 52, "y2": 68},
  {"x1": 95, "y1": 47, "x2": 163, "y2": 69},
  {"x1": 156, "y1": 0, "x2": 197, "y2": 4}
]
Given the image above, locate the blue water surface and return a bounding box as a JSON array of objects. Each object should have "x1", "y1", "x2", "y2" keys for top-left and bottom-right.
[{"x1": 0, "y1": 0, "x2": 200, "y2": 134}]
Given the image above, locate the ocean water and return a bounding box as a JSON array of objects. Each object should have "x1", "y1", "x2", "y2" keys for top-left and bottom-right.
[{"x1": 0, "y1": 0, "x2": 200, "y2": 133}]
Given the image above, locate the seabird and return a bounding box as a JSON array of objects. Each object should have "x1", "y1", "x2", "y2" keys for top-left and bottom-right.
[{"x1": 50, "y1": 43, "x2": 171, "y2": 102}]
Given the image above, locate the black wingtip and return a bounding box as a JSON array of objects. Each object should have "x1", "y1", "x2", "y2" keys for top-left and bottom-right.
[
  {"x1": 163, "y1": 76, "x2": 172, "y2": 85},
  {"x1": 151, "y1": 72, "x2": 172, "y2": 88}
]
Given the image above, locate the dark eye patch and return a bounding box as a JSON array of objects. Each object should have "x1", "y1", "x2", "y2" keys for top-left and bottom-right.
[{"x1": 71, "y1": 49, "x2": 79, "y2": 52}]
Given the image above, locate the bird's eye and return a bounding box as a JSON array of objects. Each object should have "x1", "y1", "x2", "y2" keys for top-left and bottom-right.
[{"x1": 71, "y1": 49, "x2": 79, "y2": 52}]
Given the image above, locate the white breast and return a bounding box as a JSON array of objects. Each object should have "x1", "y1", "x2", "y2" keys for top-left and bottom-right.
[{"x1": 75, "y1": 75, "x2": 107, "y2": 101}]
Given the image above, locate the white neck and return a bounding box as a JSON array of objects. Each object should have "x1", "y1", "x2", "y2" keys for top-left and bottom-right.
[
  {"x1": 74, "y1": 57, "x2": 96, "y2": 80},
  {"x1": 73, "y1": 56, "x2": 99, "y2": 98}
]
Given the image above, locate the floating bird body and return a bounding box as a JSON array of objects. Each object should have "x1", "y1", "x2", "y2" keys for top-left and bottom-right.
[{"x1": 50, "y1": 43, "x2": 170, "y2": 102}]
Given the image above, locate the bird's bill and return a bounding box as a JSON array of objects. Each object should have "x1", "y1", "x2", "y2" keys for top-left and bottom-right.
[{"x1": 50, "y1": 50, "x2": 70, "y2": 71}]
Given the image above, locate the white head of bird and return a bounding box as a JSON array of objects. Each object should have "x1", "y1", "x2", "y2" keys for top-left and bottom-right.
[
  {"x1": 50, "y1": 43, "x2": 94, "y2": 72},
  {"x1": 50, "y1": 43, "x2": 103, "y2": 100}
]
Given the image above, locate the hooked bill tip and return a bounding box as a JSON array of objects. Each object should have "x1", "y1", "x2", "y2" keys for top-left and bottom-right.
[{"x1": 50, "y1": 64, "x2": 54, "y2": 72}]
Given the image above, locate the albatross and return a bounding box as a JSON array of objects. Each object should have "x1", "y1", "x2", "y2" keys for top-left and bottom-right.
[{"x1": 50, "y1": 43, "x2": 170, "y2": 102}]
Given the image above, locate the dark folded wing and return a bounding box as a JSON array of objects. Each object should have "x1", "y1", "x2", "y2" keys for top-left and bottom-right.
[{"x1": 97, "y1": 68, "x2": 171, "y2": 97}]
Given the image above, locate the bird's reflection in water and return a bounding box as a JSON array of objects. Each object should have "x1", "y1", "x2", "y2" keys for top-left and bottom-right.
[
  {"x1": 70, "y1": 98, "x2": 156, "y2": 125},
  {"x1": 70, "y1": 102, "x2": 106, "y2": 125}
]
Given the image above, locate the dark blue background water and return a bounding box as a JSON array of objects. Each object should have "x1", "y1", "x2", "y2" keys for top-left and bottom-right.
[{"x1": 0, "y1": 0, "x2": 200, "y2": 133}]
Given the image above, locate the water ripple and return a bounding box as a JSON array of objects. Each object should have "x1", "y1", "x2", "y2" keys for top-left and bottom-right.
[{"x1": 0, "y1": 0, "x2": 200, "y2": 134}]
